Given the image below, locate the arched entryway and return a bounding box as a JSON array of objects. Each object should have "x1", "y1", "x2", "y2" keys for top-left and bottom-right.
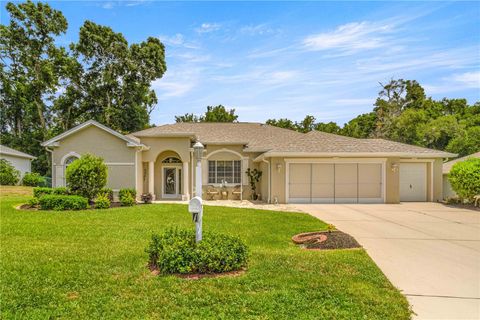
[{"x1": 150, "y1": 150, "x2": 189, "y2": 200}]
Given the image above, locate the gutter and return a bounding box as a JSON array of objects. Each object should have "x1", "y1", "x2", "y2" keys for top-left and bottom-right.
[{"x1": 255, "y1": 151, "x2": 457, "y2": 160}]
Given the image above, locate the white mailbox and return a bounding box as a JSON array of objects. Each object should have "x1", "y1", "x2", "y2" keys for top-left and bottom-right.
[{"x1": 188, "y1": 196, "x2": 202, "y2": 214}]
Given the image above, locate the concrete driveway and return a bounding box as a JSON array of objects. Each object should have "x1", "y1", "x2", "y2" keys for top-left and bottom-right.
[{"x1": 292, "y1": 203, "x2": 480, "y2": 320}]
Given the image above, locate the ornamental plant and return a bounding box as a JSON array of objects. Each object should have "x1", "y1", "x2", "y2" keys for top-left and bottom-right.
[
  {"x1": 245, "y1": 168, "x2": 262, "y2": 200},
  {"x1": 95, "y1": 194, "x2": 111, "y2": 209},
  {"x1": 146, "y1": 228, "x2": 248, "y2": 274},
  {"x1": 0, "y1": 159, "x2": 20, "y2": 185},
  {"x1": 66, "y1": 154, "x2": 107, "y2": 201},
  {"x1": 38, "y1": 195, "x2": 88, "y2": 210},
  {"x1": 448, "y1": 158, "x2": 480, "y2": 202}
]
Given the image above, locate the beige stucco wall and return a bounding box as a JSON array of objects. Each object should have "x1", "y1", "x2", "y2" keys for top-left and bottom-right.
[
  {"x1": 0, "y1": 154, "x2": 32, "y2": 179},
  {"x1": 268, "y1": 156, "x2": 444, "y2": 204},
  {"x1": 139, "y1": 137, "x2": 191, "y2": 163},
  {"x1": 443, "y1": 174, "x2": 456, "y2": 199},
  {"x1": 50, "y1": 125, "x2": 137, "y2": 191}
]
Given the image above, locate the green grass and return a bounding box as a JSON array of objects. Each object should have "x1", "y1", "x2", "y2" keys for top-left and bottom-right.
[{"x1": 0, "y1": 188, "x2": 411, "y2": 319}]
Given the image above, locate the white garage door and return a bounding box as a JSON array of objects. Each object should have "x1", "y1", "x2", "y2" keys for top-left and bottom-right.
[
  {"x1": 399, "y1": 163, "x2": 427, "y2": 202},
  {"x1": 288, "y1": 163, "x2": 383, "y2": 204}
]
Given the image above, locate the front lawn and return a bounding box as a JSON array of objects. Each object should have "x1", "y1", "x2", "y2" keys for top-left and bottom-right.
[{"x1": 0, "y1": 187, "x2": 411, "y2": 319}]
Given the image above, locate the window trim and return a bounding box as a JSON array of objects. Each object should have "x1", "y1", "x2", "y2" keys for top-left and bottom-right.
[{"x1": 208, "y1": 160, "x2": 241, "y2": 185}]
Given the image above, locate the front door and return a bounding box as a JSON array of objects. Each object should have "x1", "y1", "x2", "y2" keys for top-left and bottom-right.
[{"x1": 163, "y1": 167, "x2": 181, "y2": 198}]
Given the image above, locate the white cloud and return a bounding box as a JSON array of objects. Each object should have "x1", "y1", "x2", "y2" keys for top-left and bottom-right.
[
  {"x1": 239, "y1": 24, "x2": 278, "y2": 36},
  {"x1": 101, "y1": 2, "x2": 114, "y2": 9},
  {"x1": 158, "y1": 34, "x2": 200, "y2": 49},
  {"x1": 303, "y1": 21, "x2": 393, "y2": 53},
  {"x1": 195, "y1": 23, "x2": 221, "y2": 34},
  {"x1": 452, "y1": 71, "x2": 480, "y2": 88}
]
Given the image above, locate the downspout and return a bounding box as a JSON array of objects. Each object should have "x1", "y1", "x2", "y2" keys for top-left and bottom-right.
[{"x1": 262, "y1": 159, "x2": 271, "y2": 204}]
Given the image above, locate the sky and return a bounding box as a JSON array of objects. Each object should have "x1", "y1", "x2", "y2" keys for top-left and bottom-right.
[{"x1": 1, "y1": 1, "x2": 479, "y2": 126}]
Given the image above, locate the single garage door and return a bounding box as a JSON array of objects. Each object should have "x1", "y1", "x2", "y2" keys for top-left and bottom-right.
[
  {"x1": 288, "y1": 163, "x2": 383, "y2": 204},
  {"x1": 399, "y1": 163, "x2": 427, "y2": 201}
]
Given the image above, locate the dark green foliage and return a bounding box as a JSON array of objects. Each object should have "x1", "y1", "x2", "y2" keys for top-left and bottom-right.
[
  {"x1": 66, "y1": 154, "x2": 107, "y2": 200},
  {"x1": 0, "y1": 159, "x2": 20, "y2": 185},
  {"x1": 448, "y1": 158, "x2": 480, "y2": 201},
  {"x1": 147, "y1": 228, "x2": 248, "y2": 274},
  {"x1": 38, "y1": 194, "x2": 88, "y2": 210},
  {"x1": 22, "y1": 172, "x2": 45, "y2": 187},
  {"x1": 33, "y1": 187, "x2": 69, "y2": 198},
  {"x1": 95, "y1": 194, "x2": 110, "y2": 209},
  {"x1": 98, "y1": 188, "x2": 114, "y2": 202},
  {"x1": 1, "y1": 1, "x2": 166, "y2": 174},
  {"x1": 175, "y1": 105, "x2": 238, "y2": 123}
]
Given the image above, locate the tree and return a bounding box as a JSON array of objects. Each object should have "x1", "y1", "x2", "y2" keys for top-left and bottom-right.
[
  {"x1": 419, "y1": 115, "x2": 463, "y2": 150},
  {"x1": 67, "y1": 21, "x2": 166, "y2": 133},
  {"x1": 265, "y1": 118, "x2": 296, "y2": 130},
  {"x1": 295, "y1": 115, "x2": 316, "y2": 133},
  {"x1": 175, "y1": 113, "x2": 200, "y2": 123},
  {"x1": 315, "y1": 122, "x2": 341, "y2": 134},
  {"x1": 341, "y1": 112, "x2": 377, "y2": 138},
  {"x1": 66, "y1": 154, "x2": 107, "y2": 201},
  {"x1": 0, "y1": 0, "x2": 69, "y2": 174},
  {"x1": 389, "y1": 109, "x2": 428, "y2": 145},
  {"x1": 175, "y1": 105, "x2": 238, "y2": 123},
  {"x1": 446, "y1": 126, "x2": 480, "y2": 156}
]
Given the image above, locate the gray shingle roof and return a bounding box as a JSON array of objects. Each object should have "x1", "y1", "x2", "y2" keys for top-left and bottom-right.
[
  {"x1": 0, "y1": 145, "x2": 36, "y2": 159},
  {"x1": 131, "y1": 122, "x2": 456, "y2": 158},
  {"x1": 443, "y1": 152, "x2": 480, "y2": 174}
]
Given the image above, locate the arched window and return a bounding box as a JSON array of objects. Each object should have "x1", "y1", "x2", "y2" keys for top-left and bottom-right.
[
  {"x1": 64, "y1": 156, "x2": 78, "y2": 168},
  {"x1": 162, "y1": 157, "x2": 181, "y2": 164}
]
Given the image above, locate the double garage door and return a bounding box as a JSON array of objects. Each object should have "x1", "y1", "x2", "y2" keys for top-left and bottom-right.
[{"x1": 288, "y1": 163, "x2": 383, "y2": 204}]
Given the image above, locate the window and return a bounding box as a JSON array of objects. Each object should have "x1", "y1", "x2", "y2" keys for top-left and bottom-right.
[
  {"x1": 64, "y1": 156, "x2": 78, "y2": 167},
  {"x1": 162, "y1": 157, "x2": 181, "y2": 164},
  {"x1": 208, "y1": 160, "x2": 241, "y2": 184}
]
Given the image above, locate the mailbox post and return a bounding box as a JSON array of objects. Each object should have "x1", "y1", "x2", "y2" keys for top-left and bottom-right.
[{"x1": 190, "y1": 141, "x2": 204, "y2": 242}]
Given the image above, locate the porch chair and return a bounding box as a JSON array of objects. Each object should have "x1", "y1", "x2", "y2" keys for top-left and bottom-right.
[
  {"x1": 232, "y1": 185, "x2": 242, "y2": 200},
  {"x1": 206, "y1": 185, "x2": 220, "y2": 200},
  {"x1": 474, "y1": 195, "x2": 480, "y2": 207}
]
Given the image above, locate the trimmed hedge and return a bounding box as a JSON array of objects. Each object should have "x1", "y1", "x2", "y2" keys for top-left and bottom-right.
[
  {"x1": 146, "y1": 228, "x2": 248, "y2": 274},
  {"x1": 22, "y1": 172, "x2": 45, "y2": 187},
  {"x1": 449, "y1": 158, "x2": 480, "y2": 201},
  {"x1": 38, "y1": 195, "x2": 88, "y2": 211},
  {"x1": 0, "y1": 159, "x2": 20, "y2": 185},
  {"x1": 33, "y1": 187, "x2": 69, "y2": 198}
]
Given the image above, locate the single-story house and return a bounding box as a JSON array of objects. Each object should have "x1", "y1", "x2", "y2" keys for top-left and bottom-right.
[
  {"x1": 442, "y1": 152, "x2": 480, "y2": 199},
  {"x1": 41, "y1": 120, "x2": 455, "y2": 204},
  {"x1": 0, "y1": 144, "x2": 36, "y2": 178}
]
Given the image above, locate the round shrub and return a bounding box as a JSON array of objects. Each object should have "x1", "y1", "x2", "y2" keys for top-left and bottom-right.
[
  {"x1": 146, "y1": 228, "x2": 248, "y2": 274},
  {"x1": 119, "y1": 188, "x2": 136, "y2": 199},
  {"x1": 97, "y1": 188, "x2": 114, "y2": 202},
  {"x1": 66, "y1": 154, "x2": 107, "y2": 200},
  {"x1": 448, "y1": 158, "x2": 480, "y2": 202},
  {"x1": 22, "y1": 172, "x2": 45, "y2": 187},
  {"x1": 0, "y1": 159, "x2": 20, "y2": 185},
  {"x1": 120, "y1": 194, "x2": 135, "y2": 207},
  {"x1": 38, "y1": 194, "x2": 88, "y2": 211},
  {"x1": 95, "y1": 194, "x2": 111, "y2": 209}
]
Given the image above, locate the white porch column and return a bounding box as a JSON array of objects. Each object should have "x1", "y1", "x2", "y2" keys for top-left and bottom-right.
[
  {"x1": 148, "y1": 161, "x2": 155, "y2": 200},
  {"x1": 182, "y1": 161, "x2": 190, "y2": 200}
]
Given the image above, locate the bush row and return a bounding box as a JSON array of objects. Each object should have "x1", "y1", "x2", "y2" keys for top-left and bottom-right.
[
  {"x1": 146, "y1": 228, "x2": 248, "y2": 274},
  {"x1": 38, "y1": 195, "x2": 89, "y2": 211}
]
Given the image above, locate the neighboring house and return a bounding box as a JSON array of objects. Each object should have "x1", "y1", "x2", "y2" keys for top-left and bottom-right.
[
  {"x1": 0, "y1": 144, "x2": 36, "y2": 178},
  {"x1": 42, "y1": 120, "x2": 455, "y2": 204},
  {"x1": 442, "y1": 152, "x2": 480, "y2": 199}
]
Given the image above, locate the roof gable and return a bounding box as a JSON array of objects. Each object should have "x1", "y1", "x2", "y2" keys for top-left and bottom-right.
[
  {"x1": 0, "y1": 145, "x2": 36, "y2": 159},
  {"x1": 41, "y1": 120, "x2": 145, "y2": 148}
]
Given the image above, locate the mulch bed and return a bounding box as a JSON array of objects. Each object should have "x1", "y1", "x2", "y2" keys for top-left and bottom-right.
[
  {"x1": 292, "y1": 231, "x2": 361, "y2": 250},
  {"x1": 16, "y1": 202, "x2": 147, "y2": 211}
]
